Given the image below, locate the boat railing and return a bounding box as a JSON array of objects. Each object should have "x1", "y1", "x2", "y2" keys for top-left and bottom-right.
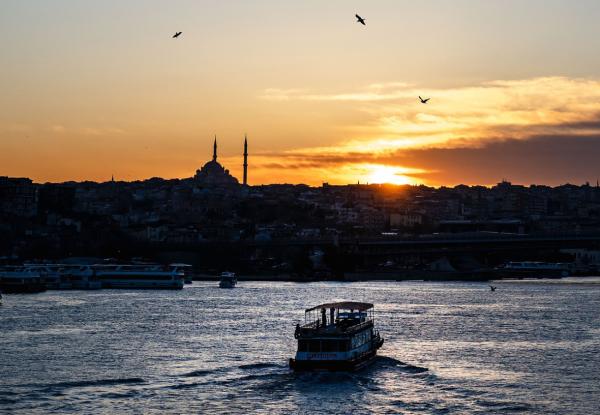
[
  {"x1": 298, "y1": 318, "x2": 373, "y2": 336},
  {"x1": 302, "y1": 320, "x2": 320, "y2": 330},
  {"x1": 92, "y1": 264, "x2": 184, "y2": 275},
  {"x1": 346, "y1": 319, "x2": 374, "y2": 333}
]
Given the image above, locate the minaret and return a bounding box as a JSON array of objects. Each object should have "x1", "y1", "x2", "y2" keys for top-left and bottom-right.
[
  {"x1": 243, "y1": 134, "x2": 248, "y2": 185},
  {"x1": 213, "y1": 135, "x2": 217, "y2": 161}
]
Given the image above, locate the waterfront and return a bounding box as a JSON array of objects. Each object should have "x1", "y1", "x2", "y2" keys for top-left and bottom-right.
[{"x1": 1, "y1": 281, "x2": 599, "y2": 414}]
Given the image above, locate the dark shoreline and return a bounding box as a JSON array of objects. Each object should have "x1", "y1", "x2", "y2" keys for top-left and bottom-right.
[{"x1": 195, "y1": 272, "x2": 600, "y2": 283}]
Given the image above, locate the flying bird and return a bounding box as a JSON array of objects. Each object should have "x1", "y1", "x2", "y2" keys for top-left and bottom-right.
[
  {"x1": 419, "y1": 96, "x2": 430, "y2": 104},
  {"x1": 490, "y1": 285, "x2": 497, "y2": 292},
  {"x1": 172, "y1": 32, "x2": 182, "y2": 38},
  {"x1": 355, "y1": 14, "x2": 366, "y2": 26}
]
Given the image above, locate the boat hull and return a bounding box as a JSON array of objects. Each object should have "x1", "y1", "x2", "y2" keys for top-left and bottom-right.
[
  {"x1": 290, "y1": 339, "x2": 384, "y2": 372},
  {"x1": 0, "y1": 281, "x2": 47, "y2": 294},
  {"x1": 496, "y1": 269, "x2": 568, "y2": 279},
  {"x1": 100, "y1": 281, "x2": 184, "y2": 289},
  {"x1": 219, "y1": 281, "x2": 236, "y2": 288}
]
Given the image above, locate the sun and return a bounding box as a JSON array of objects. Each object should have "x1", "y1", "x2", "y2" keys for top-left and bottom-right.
[{"x1": 365, "y1": 164, "x2": 414, "y2": 185}]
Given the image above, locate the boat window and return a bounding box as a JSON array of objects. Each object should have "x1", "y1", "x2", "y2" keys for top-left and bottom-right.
[
  {"x1": 321, "y1": 340, "x2": 335, "y2": 352},
  {"x1": 298, "y1": 340, "x2": 308, "y2": 352},
  {"x1": 351, "y1": 331, "x2": 369, "y2": 349},
  {"x1": 308, "y1": 341, "x2": 320, "y2": 353},
  {"x1": 338, "y1": 341, "x2": 348, "y2": 352},
  {"x1": 96, "y1": 275, "x2": 174, "y2": 281}
]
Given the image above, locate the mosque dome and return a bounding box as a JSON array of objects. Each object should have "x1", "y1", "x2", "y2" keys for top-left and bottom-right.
[{"x1": 194, "y1": 137, "x2": 239, "y2": 187}]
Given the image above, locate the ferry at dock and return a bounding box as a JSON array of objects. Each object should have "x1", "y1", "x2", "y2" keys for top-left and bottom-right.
[
  {"x1": 289, "y1": 302, "x2": 384, "y2": 372},
  {"x1": 0, "y1": 267, "x2": 47, "y2": 293},
  {"x1": 93, "y1": 264, "x2": 185, "y2": 289},
  {"x1": 170, "y1": 263, "x2": 193, "y2": 284},
  {"x1": 23, "y1": 264, "x2": 102, "y2": 290},
  {"x1": 59, "y1": 265, "x2": 102, "y2": 290},
  {"x1": 495, "y1": 261, "x2": 571, "y2": 278}
]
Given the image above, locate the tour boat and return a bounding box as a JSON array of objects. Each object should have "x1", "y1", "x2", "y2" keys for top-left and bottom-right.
[
  {"x1": 93, "y1": 264, "x2": 185, "y2": 289},
  {"x1": 289, "y1": 302, "x2": 384, "y2": 372},
  {"x1": 218, "y1": 272, "x2": 237, "y2": 288}
]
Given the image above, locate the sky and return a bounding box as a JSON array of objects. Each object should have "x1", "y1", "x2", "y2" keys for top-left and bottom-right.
[{"x1": 2, "y1": 0, "x2": 600, "y2": 186}]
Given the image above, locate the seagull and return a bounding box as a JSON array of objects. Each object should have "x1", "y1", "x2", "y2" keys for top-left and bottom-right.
[
  {"x1": 419, "y1": 96, "x2": 430, "y2": 104},
  {"x1": 490, "y1": 285, "x2": 497, "y2": 292},
  {"x1": 355, "y1": 14, "x2": 366, "y2": 26},
  {"x1": 173, "y1": 32, "x2": 182, "y2": 38}
]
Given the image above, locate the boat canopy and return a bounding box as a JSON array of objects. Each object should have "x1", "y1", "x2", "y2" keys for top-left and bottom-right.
[{"x1": 305, "y1": 302, "x2": 374, "y2": 313}]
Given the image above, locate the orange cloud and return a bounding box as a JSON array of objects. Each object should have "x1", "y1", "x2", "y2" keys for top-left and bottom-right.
[{"x1": 251, "y1": 77, "x2": 600, "y2": 185}]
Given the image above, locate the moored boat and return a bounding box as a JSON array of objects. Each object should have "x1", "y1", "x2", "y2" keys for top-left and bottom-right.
[
  {"x1": 171, "y1": 263, "x2": 193, "y2": 284},
  {"x1": 59, "y1": 265, "x2": 102, "y2": 290},
  {"x1": 289, "y1": 302, "x2": 384, "y2": 372},
  {"x1": 495, "y1": 261, "x2": 570, "y2": 278},
  {"x1": 93, "y1": 264, "x2": 185, "y2": 289},
  {"x1": 0, "y1": 267, "x2": 47, "y2": 293},
  {"x1": 219, "y1": 272, "x2": 237, "y2": 288},
  {"x1": 24, "y1": 264, "x2": 102, "y2": 290},
  {"x1": 24, "y1": 264, "x2": 69, "y2": 290}
]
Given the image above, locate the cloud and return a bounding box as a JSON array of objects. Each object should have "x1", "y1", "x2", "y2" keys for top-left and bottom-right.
[
  {"x1": 81, "y1": 127, "x2": 126, "y2": 136},
  {"x1": 50, "y1": 125, "x2": 66, "y2": 133},
  {"x1": 250, "y1": 77, "x2": 600, "y2": 185},
  {"x1": 399, "y1": 134, "x2": 600, "y2": 185},
  {"x1": 245, "y1": 131, "x2": 600, "y2": 186},
  {"x1": 260, "y1": 82, "x2": 415, "y2": 102},
  {"x1": 261, "y1": 76, "x2": 600, "y2": 150}
]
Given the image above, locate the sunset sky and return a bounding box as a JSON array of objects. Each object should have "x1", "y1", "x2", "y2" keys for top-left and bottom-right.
[{"x1": 2, "y1": 0, "x2": 600, "y2": 186}]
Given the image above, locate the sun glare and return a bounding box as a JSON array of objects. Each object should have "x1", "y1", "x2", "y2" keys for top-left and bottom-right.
[{"x1": 364, "y1": 164, "x2": 415, "y2": 185}]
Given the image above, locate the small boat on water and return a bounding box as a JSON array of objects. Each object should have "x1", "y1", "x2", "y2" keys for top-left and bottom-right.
[
  {"x1": 218, "y1": 272, "x2": 237, "y2": 288},
  {"x1": 289, "y1": 302, "x2": 384, "y2": 372}
]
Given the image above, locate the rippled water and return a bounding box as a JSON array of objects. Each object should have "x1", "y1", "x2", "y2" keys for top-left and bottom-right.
[{"x1": 1, "y1": 280, "x2": 599, "y2": 414}]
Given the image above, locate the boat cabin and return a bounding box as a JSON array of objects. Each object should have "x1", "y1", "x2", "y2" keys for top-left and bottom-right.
[{"x1": 290, "y1": 302, "x2": 383, "y2": 371}]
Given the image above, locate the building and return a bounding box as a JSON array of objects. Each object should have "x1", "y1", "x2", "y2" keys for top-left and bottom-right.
[
  {"x1": 243, "y1": 135, "x2": 248, "y2": 186},
  {"x1": 0, "y1": 177, "x2": 38, "y2": 217},
  {"x1": 194, "y1": 137, "x2": 240, "y2": 187},
  {"x1": 390, "y1": 212, "x2": 423, "y2": 228}
]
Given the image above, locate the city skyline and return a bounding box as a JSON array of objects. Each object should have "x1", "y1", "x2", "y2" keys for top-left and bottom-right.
[{"x1": 2, "y1": 1, "x2": 600, "y2": 186}]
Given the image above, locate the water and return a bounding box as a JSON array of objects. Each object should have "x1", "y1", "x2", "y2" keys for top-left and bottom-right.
[{"x1": 1, "y1": 280, "x2": 599, "y2": 414}]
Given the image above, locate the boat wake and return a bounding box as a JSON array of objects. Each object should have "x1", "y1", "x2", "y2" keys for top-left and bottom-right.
[
  {"x1": 373, "y1": 355, "x2": 429, "y2": 373},
  {"x1": 12, "y1": 377, "x2": 146, "y2": 392},
  {"x1": 181, "y1": 369, "x2": 217, "y2": 378},
  {"x1": 44, "y1": 377, "x2": 146, "y2": 389},
  {"x1": 238, "y1": 362, "x2": 283, "y2": 370},
  {"x1": 0, "y1": 377, "x2": 148, "y2": 409}
]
